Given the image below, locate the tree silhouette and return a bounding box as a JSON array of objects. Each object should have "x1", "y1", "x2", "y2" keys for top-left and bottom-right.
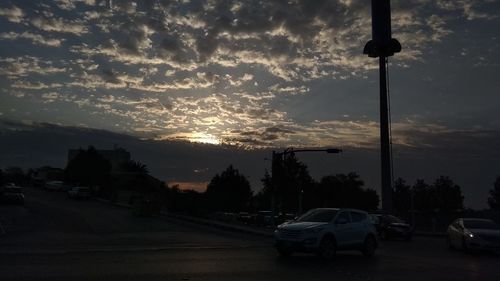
[
  {"x1": 253, "y1": 170, "x2": 273, "y2": 210},
  {"x1": 0, "y1": 169, "x2": 4, "y2": 186},
  {"x1": 430, "y1": 176, "x2": 464, "y2": 212},
  {"x1": 205, "y1": 165, "x2": 253, "y2": 212},
  {"x1": 316, "y1": 172, "x2": 379, "y2": 211},
  {"x1": 488, "y1": 176, "x2": 500, "y2": 210},
  {"x1": 120, "y1": 160, "x2": 149, "y2": 175},
  {"x1": 114, "y1": 159, "x2": 155, "y2": 196},
  {"x1": 412, "y1": 179, "x2": 431, "y2": 212},
  {"x1": 393, "y1": 177, "x2": 411, "y2": 215},
  {"x1": 65, "y1": 146, "x2": 111, "y2": 186},
  {"x1": 276, "y1": 153, "x2": 314, "y2": 213},
  {"x1": 399, "y1": 177, "x2": 464, "y2": 213}
]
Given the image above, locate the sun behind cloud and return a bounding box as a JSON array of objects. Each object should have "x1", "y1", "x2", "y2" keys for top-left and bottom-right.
[{"x1": 188, "y1": 132, "x2": 221, "y2": 145}]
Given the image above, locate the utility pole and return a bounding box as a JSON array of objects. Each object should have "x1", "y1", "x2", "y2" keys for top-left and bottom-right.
[{"x1": 364, "y1": 0, "x2": 401, "y2": 214}]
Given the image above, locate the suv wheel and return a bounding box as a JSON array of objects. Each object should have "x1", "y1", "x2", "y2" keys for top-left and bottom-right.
[
  {"x1": 462, "y1": 237, "x2": 471, "y2": 253},
  {"x1": 276, "y1": 247, "x2": 293, "y2": 257},
  {"x1": 447, "y1": 236, "x2": 455, "y2": 250},
  {"x1": 362, "y1": 236, "x2": 377, "y2": 257},
  {"x1": 318, "y1": 236, "x2": 336, "y2": 259}
]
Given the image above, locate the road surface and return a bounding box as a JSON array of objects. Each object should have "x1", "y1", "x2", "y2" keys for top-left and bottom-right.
[{"x1": 1, "y1": 187, "x2": 498, "y2": 281}]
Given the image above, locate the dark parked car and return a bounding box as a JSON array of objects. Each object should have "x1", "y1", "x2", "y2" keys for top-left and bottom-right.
[
  {"x1": 67, "y1": 186, "x2": 92, "y2": 199},
  {"x1": 255, "y1": 211, "x2": 273, "y2": 226},
  {"x1": 371, "y1": 214, "x2": 413, "y2": 241},
  {"x1": 237, "y1": 212, "x2": 252, "y2": 224}
]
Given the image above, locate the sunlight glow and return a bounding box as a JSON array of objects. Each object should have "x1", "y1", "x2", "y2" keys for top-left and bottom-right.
[{"x1": 187, "y1": 132, "x2": 221, "y2": 145}]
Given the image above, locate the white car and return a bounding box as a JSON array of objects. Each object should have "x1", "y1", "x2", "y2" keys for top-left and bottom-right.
[
  {"x1": 447, "y1": 218, "x2": 500, "y2": 252},
  {"x1": 67, "y1": 186, "x2": 92, "y2": 199},
  {"x1": 274, "y1": 208, "x2": 378, "y2": 259},
  {"x1": 45, "y1": 181, "x2": 66, "y2": 191}
]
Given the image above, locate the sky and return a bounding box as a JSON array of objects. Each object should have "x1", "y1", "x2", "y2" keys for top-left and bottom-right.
[{"x1": 1, "y1": 0, "x2": 500, "y2": 209}]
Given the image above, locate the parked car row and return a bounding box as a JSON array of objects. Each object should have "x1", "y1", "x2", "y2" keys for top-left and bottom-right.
[
  {"x1": 209, "y1": 210, "x2": 296, "y2": 227},
  {"x1": 38, "y1": 180, "x2": 93, "y2": 200},
  {"x1": 67, "y1": 186, "x2": 92, "y2": 199},
  {"x1": 274, "y1": 207, "x2": 500, "y2": 258},
  {"x1": 0, "y1": 183, "x2": 24, "y2": 205}
]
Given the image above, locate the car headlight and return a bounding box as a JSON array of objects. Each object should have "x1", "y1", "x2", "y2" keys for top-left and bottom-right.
[
  {"x1": 304, "y1": 227, "x2": 324, "y2": 234},
  {"x1": 464, "y1": 230, "x2": 475, "y2": 238}
]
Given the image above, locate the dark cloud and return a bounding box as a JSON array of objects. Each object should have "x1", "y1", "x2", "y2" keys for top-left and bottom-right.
[
  {"x1": 100, "y1": 68, "x2": 120, "y2": 84},
  {"x1": 265, "y1": 126, "x2": 295, "y2": 134}
]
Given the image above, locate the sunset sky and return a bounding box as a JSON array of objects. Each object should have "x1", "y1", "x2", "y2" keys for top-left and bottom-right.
[{"x1": 1, "y1": 0, "x2": 500, "y2": 208}]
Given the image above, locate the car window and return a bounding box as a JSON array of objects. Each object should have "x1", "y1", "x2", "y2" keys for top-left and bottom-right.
[
  {"x1": 387, "y1": 215, "x2": 404, "y2": 223},
  {"x1": 335, "y1": 212, "x2": 351, "y2": 224},
  {"x1": 369, "y1": 215, "x2": 380, "y2": 224},
  {"x1": 296, "y1": 209, "x2": 338, "y2": 223},
  {"x1": 350, "y1": 212, "x2": 366, "y2": 223},
  {"x1": 463, "y1": 219, "x2": 500, "y2": 230}
]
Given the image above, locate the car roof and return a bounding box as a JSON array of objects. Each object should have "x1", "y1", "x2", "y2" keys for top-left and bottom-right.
[
  {"x1": 311, "y1": 208, "x2": 367, "y2": 213},
  {"x1": 461, "y1": 218, "x2": 494, "y2": 222}
]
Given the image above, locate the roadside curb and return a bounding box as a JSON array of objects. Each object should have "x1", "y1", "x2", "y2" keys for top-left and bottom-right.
[
  {"x1": 94, "y1": 197, "x2": 131, "y2": 209},
  {"x1": 162, "y1": 212, "x2": 274, "y2": 238},
  {"x1": 93, "y1": 197, "x2": 273, "y2": 237}
]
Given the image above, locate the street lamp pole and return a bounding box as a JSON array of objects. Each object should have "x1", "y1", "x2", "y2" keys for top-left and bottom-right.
[{"x1": 364, "y1": 0, "x2": 401, "y2": 214}]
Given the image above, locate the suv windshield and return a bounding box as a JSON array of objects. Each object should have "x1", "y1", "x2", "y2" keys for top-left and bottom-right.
[
  {"x1": 296, "y1": 209, "x2": 338, "y2": 223},
  {"x1": 464, "y1": 220, "x2": 500, "y2": 230}
]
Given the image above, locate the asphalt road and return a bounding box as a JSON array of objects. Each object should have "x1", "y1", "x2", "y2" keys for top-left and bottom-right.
[{"x1": 1, "y1": 187, "x2": 499, "y2": 281}]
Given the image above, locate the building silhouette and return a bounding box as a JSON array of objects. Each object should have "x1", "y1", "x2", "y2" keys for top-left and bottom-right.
[{"x1": 67, "y1": 145, "x2": 131, "y2": 171}]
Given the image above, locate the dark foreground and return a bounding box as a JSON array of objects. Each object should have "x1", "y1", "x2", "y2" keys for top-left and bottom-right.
[{"x1": 1, "y1": 187, "x2": 499, "y2": 281}]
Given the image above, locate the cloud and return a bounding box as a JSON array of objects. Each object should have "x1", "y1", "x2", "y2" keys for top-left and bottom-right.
[
  {"x1": 63, "y1": 0, "x2": 472, "y2": 82},
  {"x1": 0, "y1": 5, "x2": 24, "y2": 23},
  {"x1": 11, "y1": 81, "x2": 63, "y2": 90},
  {"x1": 41, "y1": 92, "x2": 62, "y2": 103},
  {"x1": 2, "y1": 0, "x2": 499, "y2": 152},
  {"x1": 0, "y1": 31, "x2": 63, "y2": 47},
  {"x1": 55, "y1": 0, "x2": 95, "y2": 11},
  {"x1": 31, "y1": 16, "x2": 88, "y2": 35},
  {"x1": 437, "y1": 0, "x2": 498, "y2": 20},
  {"x1": 0, "y1": 56, "x2": 66, "y2": 78}
]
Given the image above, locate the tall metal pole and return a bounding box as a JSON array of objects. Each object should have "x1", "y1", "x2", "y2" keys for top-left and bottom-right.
[
  {"x1": 364, "y1": 0, "x2": 400, "y2": 214},
  {"x1": 379, "y1": 56, "x2": 393, "y2": 214}
]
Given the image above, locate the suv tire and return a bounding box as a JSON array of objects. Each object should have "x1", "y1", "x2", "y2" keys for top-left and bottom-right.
[
  {"x1": 276, "y1": 247, "x2": 293, "y2": 257},
  {"x1": 447, "y1": 236, "x2": 455, "y2": 250},
  {"x1": 318, "y1": 236, "x2": 336, "y2": 260},
  {"x1": 362, "y1": 235, "x2": 377, "y2": 257}
]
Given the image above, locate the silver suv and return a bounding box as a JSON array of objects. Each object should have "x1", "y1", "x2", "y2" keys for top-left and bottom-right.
[{"x1": 274, "y1": 208, "x2": 378, "y2": 259}]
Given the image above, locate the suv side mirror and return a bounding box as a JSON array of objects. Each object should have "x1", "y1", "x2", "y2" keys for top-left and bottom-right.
[{"x1": 336, "y1": 218, "x2": 348, "y2": 225}]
